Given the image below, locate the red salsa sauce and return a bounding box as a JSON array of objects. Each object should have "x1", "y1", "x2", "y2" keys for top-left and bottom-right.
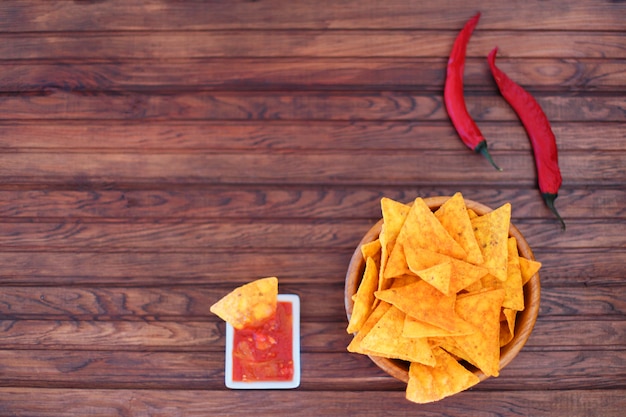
[{"x1": 231, "y1": 301, "x2": 294, "y2": 382}]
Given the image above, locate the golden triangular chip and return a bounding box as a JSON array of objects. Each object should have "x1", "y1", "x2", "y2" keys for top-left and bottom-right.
[
  {"x1": 452, "y1": 289, "x2": 506, "y2": 377},
  {"x1": 397, "y1": 197, "x2": 467, "y2": 260},
  {"x1": 382, "y1": 241, "x2": 414, "y2": 280},
  {"x1": 405, "y1": 347, "x2": 480, "y2": 404},
  {"x1": 519, "y1": 256, "x2": 542, "y2": 285},
  {"x1": 462, "y1": 278, "x2": 483, "y2": 293},
  {"x1": 471, "y1": 203, "x2": 511, "y2": 282},
  {"x1": 405, "y1": 247, "x2": 488, "y2": 295},
  {"x1": 359, "y1": 306, "x2": 435, "y2": 366},
  {"x1": 380, "y1": 197, "x2": 411, "y2": 252},
  {"x1": 375, "y1": 280, "x2": 465, "y2": 332},
  {"x1": 435, "y1": 192, "x2": 484, "y2": 264},
  {"x1": 431, "y1": 336, "x2": 471, "y2": 363},
  {"x1": 360, "y1": 238, "x2": 381, "y2": 261},
  {"x1": 503, "y1": 237, "x2": 525, "y2": 311},
  {"x1": 209, "y1": 277, "x2": 278, "y2": 329},
  {"x1": 403, "y1": 315, "x2": 476, "y2": 339},
  {"x1": 379, "y1": 199, "x2": 411, "y2": 291},
  {"x1": 500, "y1": 308, "x2": 517, "y2": 347},
  {"x1": 347, "y1": 257, "x2": 379, "y2": 333},
  {"x1": 390, "y1": 274, "x2": 420, "y2": 289},
  {"x1": 347, "y1": 301, "x2": 391, "y2": 354},
  {"x1": 413, "y1": 261, "x2": 452, "y2": 295},
  {"x1": 480, "y1": 273, "x2": 502, "y2": 291}
]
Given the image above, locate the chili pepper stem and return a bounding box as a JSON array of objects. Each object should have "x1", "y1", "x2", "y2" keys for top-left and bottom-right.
[
  {"x1": 542, "y1": 192, "x2": 566, "y2": 231},
  {"x1": 474, "y1": 141, "x2": 502, "y2": 171}
]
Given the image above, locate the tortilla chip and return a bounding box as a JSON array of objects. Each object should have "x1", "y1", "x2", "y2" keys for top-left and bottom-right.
[
  {"x1": 378, "y1": 225, "x2": 388, "y2": 282},
  {"x1": 382, "y1": 241, "x2": 414, "y2": 280},
  {"x1": 453, "y1": 289, "x2": 506, "y2": 377},
  {"x1": 379, "y1": 199, "x2": 411, "y2": 290},
  {"x1": 360, "y1": 239, "x2": 381, "y2": 261},
  {"x1": 519, "y1": 256, "x2": 542, "y2": 285},
  {"x1": 359, "y1": 306, "x2": 436, "y2": 366},
  {"x1": 432, "y1": 336, "x2": 473, "y2": 364},
  {"x1": 500, "y1": 308, "x2": 517, "y2": 346},
  {"x1": 347, "y1": 257, "x2": 379, "y2": 333},
  {"x1": 413, "y1": 261, "x2": 452, "y2": 295},
  {"x1": 462, "y1": 278, "x2": 483, "y2": 293},
  {"x1": 480, "y1": 273, "x2": 503, "y2": 291},
  {"x1": 403, "y1": 315, "x2": 476, "y2": 339},
  {"x1": 347, "y1": 301, "x2": 392, "y2": 354},
  {"x1": 397, "y1": 197, "x2": 467, "y2": 260},
  {"x1": 503, "y1": 237, "x2": 525, "y2": 311},
  {"x1": 375, "y1": 280, "x2": 464, "y2": 333},
  {"x1": 390, "y1": 274, "x2": 420, "y2": 289},
  {"x1": 209, "y1": 277, "x2": 278, "y2": 330},
  {"x1": 406, "y1": 347, "x2": 480, "y2": 404},
  {"x1": 435, "y1": 192, "x2": 484, "y2": 265},
  {"x1": 404, "y1": 248, "x2": 488, "y2": 295},
  {"x1": 471, "y1": 203, "x2": 511, "y2": 282},
  {"x1": 380, "y1": 197, "x2": 411, "y2": 251}
]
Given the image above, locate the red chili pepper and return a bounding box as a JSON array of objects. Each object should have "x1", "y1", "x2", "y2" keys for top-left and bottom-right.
[
  {"x1": 444, "y1": 12, "x2": 501, "y2": 171},
  {"x1": 487, "y1": 47, "x2": 565, "y2": 230}
]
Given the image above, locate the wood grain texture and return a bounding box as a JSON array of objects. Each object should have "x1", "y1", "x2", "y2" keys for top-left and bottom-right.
[
  {"x1": 0, "y1": 121, "x2": 624, "y2": 151},
  {"x1": 1, "y1": 0, "x2": 624, "y2": 30},
  {"x1": 1, "y1": 285, "x2": 624, "y2": 321},
  {"x1": 1, "y1": 91, "x2": 624, "y2": 121},
  {"x1": 0, "y1": 388, "x2": 625, "y2": 417},
  {"x1": 0, "y1": 248, "x2": 623, "y2": 288},
  {"x1": 1, "y1": 59, "x2": 625, "y2": 92},
  {"x1": 0, "y1": 1, "x2": 624, "y2": 415},
  {"x1": 0, "y1": 218, "x2": 622, "y2": 252},
  {"x1": 0, "y1": 187, "x2": 622, "y2": 220},
  {"x1": 1, "y1": 32, "x2": 625, "y2": 59},
  {"x1": 0, "y1": 349, "x2": 623, "y2": 391},
  {"x1": 0, "y1": 152, "x2": 622, "y2": 188}
]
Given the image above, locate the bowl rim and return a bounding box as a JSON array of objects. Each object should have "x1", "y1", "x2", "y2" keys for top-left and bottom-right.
[{"x1": 344, "y1": 195, "x2": 541, "y2": 383}]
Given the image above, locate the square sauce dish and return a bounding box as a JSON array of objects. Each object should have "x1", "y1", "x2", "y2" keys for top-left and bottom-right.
[{"x1": 225, "y1": 294, "x2": 301, "y2": 389}]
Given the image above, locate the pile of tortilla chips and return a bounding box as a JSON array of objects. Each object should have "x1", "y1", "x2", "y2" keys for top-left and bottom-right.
[
  {"x1": 347, "y1": 193, "x2": 541, "y2": 403},
  {"x1": 210, "y1": 276, "x2": 279, "y2": 329}
]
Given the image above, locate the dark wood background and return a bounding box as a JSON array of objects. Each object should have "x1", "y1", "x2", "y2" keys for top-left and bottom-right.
[{"x1": 0, "y1": 1, "x2": 624, "y2": 415}]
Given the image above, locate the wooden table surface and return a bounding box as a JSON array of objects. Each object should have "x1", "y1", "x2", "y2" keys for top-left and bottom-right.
[{"x1": 0, "y1": 1, "x2": 625, "y2": 416}]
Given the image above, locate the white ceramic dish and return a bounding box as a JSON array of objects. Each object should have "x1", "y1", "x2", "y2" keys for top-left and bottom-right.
[{"x1": 225, "y1": 293, "x2": 301, "y2": 389}]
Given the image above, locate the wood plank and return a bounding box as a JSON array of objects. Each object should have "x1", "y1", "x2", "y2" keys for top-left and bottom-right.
[
  {"x1": 0, "y1": 321, "x2": 221, "y2": 350},
  {"x1": 1, "y1": 0, "x2": 624, "y2": 31},
  {"x1": 1, "y1": 31, "x2": 625, "y2": 59},
  {"x1": 0, "y1": 284, "x2": 624, "y2": 321},
  {"x1": 513, "y1": 220, "x2": 626, "y2": 250},
  {"x1": 1, "y1": 59, "x2": 624, "y2": 92},
  {"x1": 0, "y1": 284, "x2": 346, "y2": 322},
  {"x1": 0, "y1": 121, "x2": 624, "y2": 152},
  {"x1": 0, "y1": 187, "x2": 622, "y2": 221},
  {"x1": 0, "y1": 152, "x2": 622, "y2": 187},
  {"x1": 1, "y1": 91, "x2": 623, "y2": 122},
  {"x1": 0, "y1": 248, "x2": 623, "y2": 287},
  {"x1": 0, "y1": 220, "x2": 368, "y2": 251},
  {"x1": 0, "y1": 384, "x2": 626, "y2": 417},
  {"x1": 0, "y1": 218, "x2": 622, "y2": 251},
  {"x1": 0, "y1": 317, "x2": 624, "y2": 352},
  {"x1": 0, "y1": 388, "x2": 623, "y2": 417},
  {"x1": 529, "y1": 249, "x2": 626, "y2": 286},
  {"x1": 0, "y1": 250, "x2": 353, "y2": 285},
  {"x1": 0, "y1": 349, "x2": 623, "y2": 391}
]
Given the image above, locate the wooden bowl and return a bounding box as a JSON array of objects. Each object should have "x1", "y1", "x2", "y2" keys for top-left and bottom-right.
[{"x1": 344, "y1": 196, "x2": 541, "y2": 383}]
